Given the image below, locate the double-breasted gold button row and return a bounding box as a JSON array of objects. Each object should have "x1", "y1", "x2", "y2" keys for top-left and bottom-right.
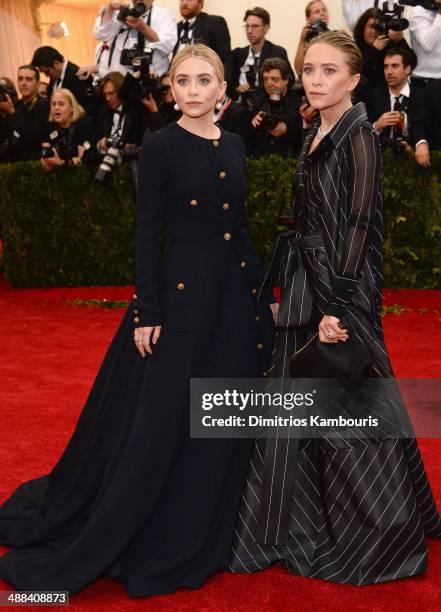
[
  {"x1": 189, "y1": 200, "x2": 230, "y2": 210},
  {"x1": 133, "y1": 294, "x2": 139, "y2": 323}
]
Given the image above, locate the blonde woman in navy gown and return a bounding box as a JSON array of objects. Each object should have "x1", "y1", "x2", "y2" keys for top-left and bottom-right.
[
  {"x1": 231, "y1": 32, "x2": 441, "y2": 584},
  {"x1": 0, "y1": 45, "x2": 274, "y2": 597}
]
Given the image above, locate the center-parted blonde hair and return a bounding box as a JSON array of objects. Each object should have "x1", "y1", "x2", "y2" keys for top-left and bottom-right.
[
  {"x1": 49, "y1": 88, "x2": 85, "y2": 124},
  {"x1": 305, "y1": 30, "x2": 363, "y2": 76},
  {"x1": 170, "y1": 44, "x2": 225, "y2": 83}
]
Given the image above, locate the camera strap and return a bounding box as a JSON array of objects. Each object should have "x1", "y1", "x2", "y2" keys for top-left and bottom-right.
[
  {"x1": 107, "y1": 6, "x2": 153, "y2": 68},
  {"x1": 137, "y1": 6, "x2": 153, "y2": 51}
]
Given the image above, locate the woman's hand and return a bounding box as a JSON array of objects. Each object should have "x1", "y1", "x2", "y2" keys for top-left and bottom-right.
[
  {"x1": 373, "y1": 35, "x2": 389, "y2": 51},
  {"x1": 134, "y1": 325, "x2": 161, "y2": 357},
  {"x1": 387, "y1": 30, "x2": 404, "y2": 42},
  {"x1": 319, "y1": 315, "x2": 348, "y2": 344},
  {"x1": 41, "y1": 148, "x2": 65, "y2": 172}
]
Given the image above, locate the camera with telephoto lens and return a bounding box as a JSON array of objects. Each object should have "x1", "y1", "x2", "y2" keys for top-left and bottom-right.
[
  {"x1": 95, "y1": 134, "x2": 140, "y2": 182},
  {"x1": 259, "y1": 92, "x2": 284, "y2": 132},
  {"x1": 305, "y1": 19, "x2": 329, "y2": 42},
  {"x1": 122, "y1": 49, "x2": 167, "y2": 101},
  {"x1": 41, "y1": 129, "x2": 71, "y2": 162},
  {"x1": 375, "y1": 1, "x2": 409, "y2": 35},
  {"x1": 399, "y1": 0, "x2": 440, "y2": 11},
  {"x1": 117, "y1": 1, "x2": 147, "y2": 22}
]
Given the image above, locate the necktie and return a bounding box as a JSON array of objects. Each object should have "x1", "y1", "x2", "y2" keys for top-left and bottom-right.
[
  {"x1": 393, "y1": 95, "x2": 401, "y2": 111},
  {"x1": 181, "y1": 21, "x2": 191, "y2": 44}
]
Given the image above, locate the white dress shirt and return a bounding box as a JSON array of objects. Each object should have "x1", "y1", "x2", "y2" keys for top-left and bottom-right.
[
  {"x1": 94, "y1": 4, "x2": 177, "y2": 79},
  {"x1": 54, "y1": 60, "x2": 68, "y2": 89},
  {"x1": 239, "y1": 47, "x2": 260, "y2": 87},
  {"x1": 410, "y1": 7, "x2": 441, "y2": 79},
  {"x1": 111, "y1": 104, "x2": 125, "y2": 138},
  {"x1": 176, "y1": 16, "x2": 197, "y2": 53}
]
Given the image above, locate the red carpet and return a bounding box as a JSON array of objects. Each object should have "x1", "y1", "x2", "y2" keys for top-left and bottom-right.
[{"x1": 0, "y1": 277, "x2": 440, "y2": 611}]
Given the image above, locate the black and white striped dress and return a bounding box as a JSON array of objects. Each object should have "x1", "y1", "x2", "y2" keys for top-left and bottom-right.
[{"x1": 230, "y1": 103, "x2": 441, "y2": 585}]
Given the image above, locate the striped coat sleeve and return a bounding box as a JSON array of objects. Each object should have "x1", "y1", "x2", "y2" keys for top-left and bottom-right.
[{"x1": 325, "y1": 125, "x2": 381, "y2": 318}]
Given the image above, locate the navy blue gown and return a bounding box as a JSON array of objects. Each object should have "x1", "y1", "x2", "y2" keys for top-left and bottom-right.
[{"x1": 0, "y1": 123, "x2": 275, "y2": 596}]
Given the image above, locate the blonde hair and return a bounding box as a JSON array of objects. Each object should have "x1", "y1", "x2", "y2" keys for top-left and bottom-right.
[
  {"x1": 305, "y1": 31, "x2": 363, "y2": 76},
  {"x1": 49, "y1": 88, "x2": 85, "y2": 123},
  {"x1": 170, "y1": 44, "x2": 224, "y2": 83}
]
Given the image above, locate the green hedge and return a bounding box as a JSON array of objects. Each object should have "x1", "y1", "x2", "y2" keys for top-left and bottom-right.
[{"x1": 0, "y1": 150, "x2": 440, "y2": 288}]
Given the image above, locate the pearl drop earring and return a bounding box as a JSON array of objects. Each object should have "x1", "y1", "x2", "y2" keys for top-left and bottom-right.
[
  {"x1": 174, "y1": 102, "x2": 180, "y2": 111},
  {"x1": 216, "y1": 101, "x2": 222, "y2": 109}
]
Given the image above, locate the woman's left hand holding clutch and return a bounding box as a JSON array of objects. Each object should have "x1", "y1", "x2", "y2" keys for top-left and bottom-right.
[{"x1": 319, "y1": 316, "x2": 348, "y2": 344}]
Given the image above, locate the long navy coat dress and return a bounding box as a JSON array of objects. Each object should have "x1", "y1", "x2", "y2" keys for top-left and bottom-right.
[
  {"x1": 0, "y1": 123, "x2": 274, "y2": 596},
  {"x1": 230, "y1": 103, "x2": 441, "y2": 584}
]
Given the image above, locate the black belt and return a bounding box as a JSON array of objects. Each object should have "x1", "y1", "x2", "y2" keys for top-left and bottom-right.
[{"x1": 258, "y1": 229, "x2": 324, "y2": 329}]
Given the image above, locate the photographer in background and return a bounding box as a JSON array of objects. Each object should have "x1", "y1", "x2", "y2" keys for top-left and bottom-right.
[
  {"x1": 97, "y1": 71, "x2": 144, "y2": 154},
  {"x1": 294, "y1": 1, "x2": 330, "y2": 76},
  {"x1": 0, "y1": 78, "x2": 19, "y2": 164},
  {"x1": 93, "y1": 0, "x2": 177, "y2": 79},
  {"x1": 0, "y1": 66, "x2": 49, "y2": 162},
  {"x1": 229, "y1": 7, "x2": 292, "y2": 100},
  {"x1": 41, "y1": 89, "x2": 96, "y2": 171},
  {"x1": 32, "y1": 47, "x2": 91, "y2": 112},
  {"x1": 174, "y1": 1, "x2": 232, "y2": 82},
  {"x1": 409, "y1": 0, "x2": 441, "y2": 88},
  {"x1": 368, "y1": 47, "x2": 431, "y2": 166},
  {"x1": 249, "y1": 58, "x2": 302, "y2": 158},
  {"x1": 138, "y1": 72, "x2": 181, "y2": 133},
  {"x1": 342, "y1": 0, "x2": 399, "y2": 30},
  {"x1": 353, "y1": 7, "x2": 416, "y2": 98}
]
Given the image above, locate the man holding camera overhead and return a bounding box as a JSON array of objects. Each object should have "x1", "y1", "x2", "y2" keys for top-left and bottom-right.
[{"x1": 93, "y1": 1, "x2": 177, "y2": 80}]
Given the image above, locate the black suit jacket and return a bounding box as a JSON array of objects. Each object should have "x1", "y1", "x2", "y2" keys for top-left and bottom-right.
[
  {"x1": 2, "y1": 96, "x2": 49, "y2": 161},
  {"x1": 97, "y1": 103, "x2": 145, "y2": 146},
  {"x1": 176, "y1": 13, "x2": 232, "y2": 83},
  {"x1": 47, "y1": 61, "x2": 91, "y2": 111},
  {"x1": 366, "y1": 83, "x2": 430, "y2": 148},
  {"x1": 229, "y1": 40, "x2": 293, "y2": 98},
  {"x1": 426, "y1": 80, "x2": 441, "y2": 150}
]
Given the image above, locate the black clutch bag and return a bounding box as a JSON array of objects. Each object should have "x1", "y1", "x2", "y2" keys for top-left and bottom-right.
[{"x1": 289, "y1": 332, "x2": 354, "y2": 379}]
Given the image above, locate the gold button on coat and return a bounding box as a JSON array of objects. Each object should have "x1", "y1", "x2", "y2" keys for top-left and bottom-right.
[
  {"x1": 219, "y1": 171, "x2": 226, "y2": 179},
  {"x1": 223, "y1": 203, "x2": 230, "y2": 210},
  {"x1": 190, "y1": 199, "x2": 198, "y2": 207},
  {"x1": 133, "y1": 293, "x2": 138, "y2": 299},
  {"x1": 240, "y1": 261, "x2": 246, "y2": 268},
  {"x1": 251, "y1": 288, "x2": 257, "y2": 295},
  {"x1": 134, "y1": 317, "x2": 140, "y2": 324},
  {"x1": 257, "y1": 343, "x2": 263, "y2": 349},
  {"x1": 213, "y1": 140, "x2": 219, "y2": 147},
  {"x1": 224, "y1": 233, "x2": 231, "y2": 241},
  {"x1": 177, "y1": 282, "x2": 185, "y2": 290},
  {"x1": 256, "y1": 315, "x2": 260, "y2": 321},
  {"x1": 134, "y1": 309, "x2": 139, "y2": 314}
]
